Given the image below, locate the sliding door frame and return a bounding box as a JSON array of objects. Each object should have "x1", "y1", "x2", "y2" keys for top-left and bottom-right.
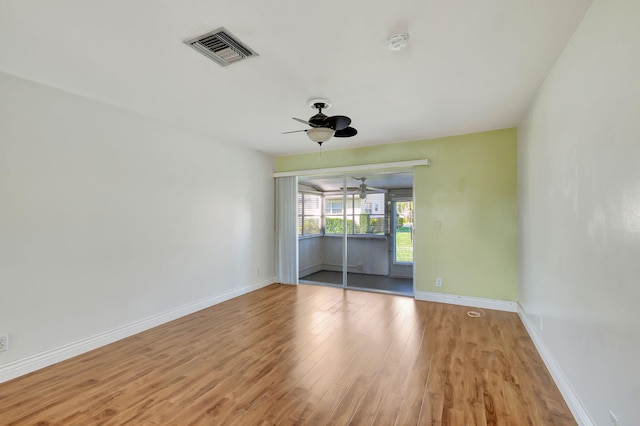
[{"x1": 275, "y1": 159, "x2": 429, "y2": 294}]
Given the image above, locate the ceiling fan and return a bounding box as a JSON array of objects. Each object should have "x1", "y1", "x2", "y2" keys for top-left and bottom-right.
[
  {"x1": 344, "y1": 177, "x2": 387, "y2": 199},
  {"x1": 283, "y1": 99, "x2": 358, "y2": 147}
]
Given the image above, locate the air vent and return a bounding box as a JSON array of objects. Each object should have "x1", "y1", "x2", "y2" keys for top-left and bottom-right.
[{"x1": 184, "y1": 27, "x2": 258, "y2": 67}]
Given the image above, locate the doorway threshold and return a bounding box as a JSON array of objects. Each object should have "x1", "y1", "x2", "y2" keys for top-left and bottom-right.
[{"x1": 299, "y1": 270, "x2": 414, "y2": 297}]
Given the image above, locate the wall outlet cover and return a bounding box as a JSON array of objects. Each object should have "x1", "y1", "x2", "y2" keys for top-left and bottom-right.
[{"x1": 0, "y1": 334, "x2": 8, "y2": 352}]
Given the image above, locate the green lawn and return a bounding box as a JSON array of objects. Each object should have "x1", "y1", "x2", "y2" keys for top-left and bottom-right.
[{"x1": 395, "y1": 229, "x2": 413, "y2": 262}]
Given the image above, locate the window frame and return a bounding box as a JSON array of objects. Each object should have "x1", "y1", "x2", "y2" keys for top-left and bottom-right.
[
  {"x1": 323, "y1": 192, "x2": 386, "y2": 236},
  {"x1": 297, "y1": 191, "x2": 323, "y2": 238},
  {"x1": 297, "y1": 190, "x2": 388, "y2": 239}
]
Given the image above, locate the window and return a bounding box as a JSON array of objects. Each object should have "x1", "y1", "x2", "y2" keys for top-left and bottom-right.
[
  {"x1": 325, "y1": 199, "x2": 343, "y2": 214},
  {"x1": 297, "y1": 193, "x2": 322, "y2": 236},
  {"x1": 324, "y1": 194, "x2": 347, "y2": 234},
  {"x1": 325, "y1": 193, "x2": 386, "y2": 235}
]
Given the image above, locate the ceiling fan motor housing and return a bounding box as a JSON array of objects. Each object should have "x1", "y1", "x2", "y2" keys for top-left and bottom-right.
[{"x1": 309, "y1": 111, "x2": 328, "y2": 126}]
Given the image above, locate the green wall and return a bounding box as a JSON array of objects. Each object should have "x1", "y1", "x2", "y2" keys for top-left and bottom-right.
[{"x1": 276, "y1": 128, "x2": 517, "y2": 301}]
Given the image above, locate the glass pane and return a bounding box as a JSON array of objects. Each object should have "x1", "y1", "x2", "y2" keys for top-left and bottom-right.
[
  {"x1": 298, "y1": 193, "x2": 322, "y2": 236},
  {"x1": 394, "y1": 201, "x2": 414, "y2": 262},
  {"x1": 297, "y1": 176, "x2": 344, "y2": 289},
  {"x1": 325, "y1": 194, "x2": 344, "y2": 234},
  {"x1": 325, "y1": 217, "x2": 343, "y2": 234},
  {"x1": 347, "y1": 196, "x2": 357, "y2": 216},
  {"x1": 363, "y1": 215, "x2": 385, "y2": 234},
  {"x1": 325, "y1": 199, "x2": 343, "y2": 214},
  {"x1": 304, "y1": 194, "x2": 321, "y2": 215},
  {"x1": 355, "y1": 193, "x2": 385, "y2": 235},
  {"x1": 303, "y1": 217, "x2": 321, "y2": 235}
]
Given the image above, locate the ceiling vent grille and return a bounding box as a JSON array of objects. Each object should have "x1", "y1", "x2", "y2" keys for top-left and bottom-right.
[{"x1": 184, "y1": 27, "x2": 258, "y2": 67}]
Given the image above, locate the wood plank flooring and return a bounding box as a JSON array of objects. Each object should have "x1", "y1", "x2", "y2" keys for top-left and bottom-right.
[{"x1": 0, "y1": 284, "x2": 575, "y2": 425}]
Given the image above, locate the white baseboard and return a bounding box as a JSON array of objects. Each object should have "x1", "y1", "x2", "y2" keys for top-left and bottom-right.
[
  {"x1": 0, "y1": 278, "x2": 275, "y2": 384},
  {"x1": 517, "y1": 305, "x2": 594, "y2": 426},
  {"x1": 414, "y1": 290, "x2": 517, "y2": 312},
  {"x1": 322, "y1": 263, "x2": 364, "y2": 273}
]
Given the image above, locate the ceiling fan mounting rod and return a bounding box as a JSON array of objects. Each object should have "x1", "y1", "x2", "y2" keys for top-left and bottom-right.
[
  {"x1": 307, "y1": 98, "x2": 331, "y2": 111},
  {"x1": 313, "y1": 102, "x2": 327, "y2": 112}
]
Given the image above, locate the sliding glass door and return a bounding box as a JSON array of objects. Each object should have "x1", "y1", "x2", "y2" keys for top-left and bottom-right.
[{"x1": 296, "y1": 172, "x2": 414, "y2": 295}]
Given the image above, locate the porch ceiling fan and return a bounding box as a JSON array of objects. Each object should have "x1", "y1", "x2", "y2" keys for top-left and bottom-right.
[{"x1": 343, "y1": 177, "x2": 387, "y2": 199}]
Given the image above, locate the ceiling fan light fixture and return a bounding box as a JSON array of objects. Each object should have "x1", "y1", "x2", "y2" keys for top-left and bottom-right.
[{"x1": 307, "y1": 127, "x2": 335, "y2": 144}]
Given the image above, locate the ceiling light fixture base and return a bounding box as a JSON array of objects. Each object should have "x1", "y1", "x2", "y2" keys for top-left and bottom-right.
[{"x1": 307, "y1": 98, "x2": 332, "y2": 110}]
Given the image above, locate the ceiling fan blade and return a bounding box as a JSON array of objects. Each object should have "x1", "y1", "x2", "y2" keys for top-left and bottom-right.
[
  {"x1": 292, "y1": 117, "x2": 310, "y2": 125},
  {"x1": 325, "y1": 115, "x2": 351, "y2": 131},
  {"x1": 334, "y1": 127, "x2": 358, "y2": 137},
  {"x1": 366, "y1": 186, "x2": 388, "y2": 192},
  {"x1": 282, "y1": 129, "x2": 307, "y2": 134}
]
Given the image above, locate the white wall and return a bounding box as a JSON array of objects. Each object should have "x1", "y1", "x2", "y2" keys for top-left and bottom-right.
[
  {"x1": 298, "y1": 236, "x2": 324, "y2": 277},
  {"x1": 298, "y1": 236, "x2": 390, "y2": 277},
  {"x1": 324, "y1": 236, "x2": 389, "y2": 275},
  {"x1": 518, "y1": 0, "x2": 640, "y2": 424},
  {"x1": 0, "y1": 71, "x2": 275, "y2": 379}
]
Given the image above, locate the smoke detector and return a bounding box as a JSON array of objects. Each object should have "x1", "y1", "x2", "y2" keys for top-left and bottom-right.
[{"x1": 387, "y1": 32, "x2": 409, "y2": 51}]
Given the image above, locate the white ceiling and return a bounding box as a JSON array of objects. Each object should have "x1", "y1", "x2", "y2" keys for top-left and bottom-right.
[{"x1": 0, "y1": 0, "x2": 592, "y2": 156}]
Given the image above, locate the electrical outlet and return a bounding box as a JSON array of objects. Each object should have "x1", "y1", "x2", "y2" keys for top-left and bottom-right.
[
  {"x1": 435, "y1": 277, "x2": 442, "y2": 287},
  {"x1": 609, "y1": 410, "x2": 620, "y2": 426},
  {"x1": 0, "y1": 334, "x2": 8, "y2": 352}
]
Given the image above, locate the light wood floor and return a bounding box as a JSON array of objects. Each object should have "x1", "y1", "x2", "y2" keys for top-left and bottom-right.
[{"x1": 0, "y1": 284, "x2": 575, "y2": 425}]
